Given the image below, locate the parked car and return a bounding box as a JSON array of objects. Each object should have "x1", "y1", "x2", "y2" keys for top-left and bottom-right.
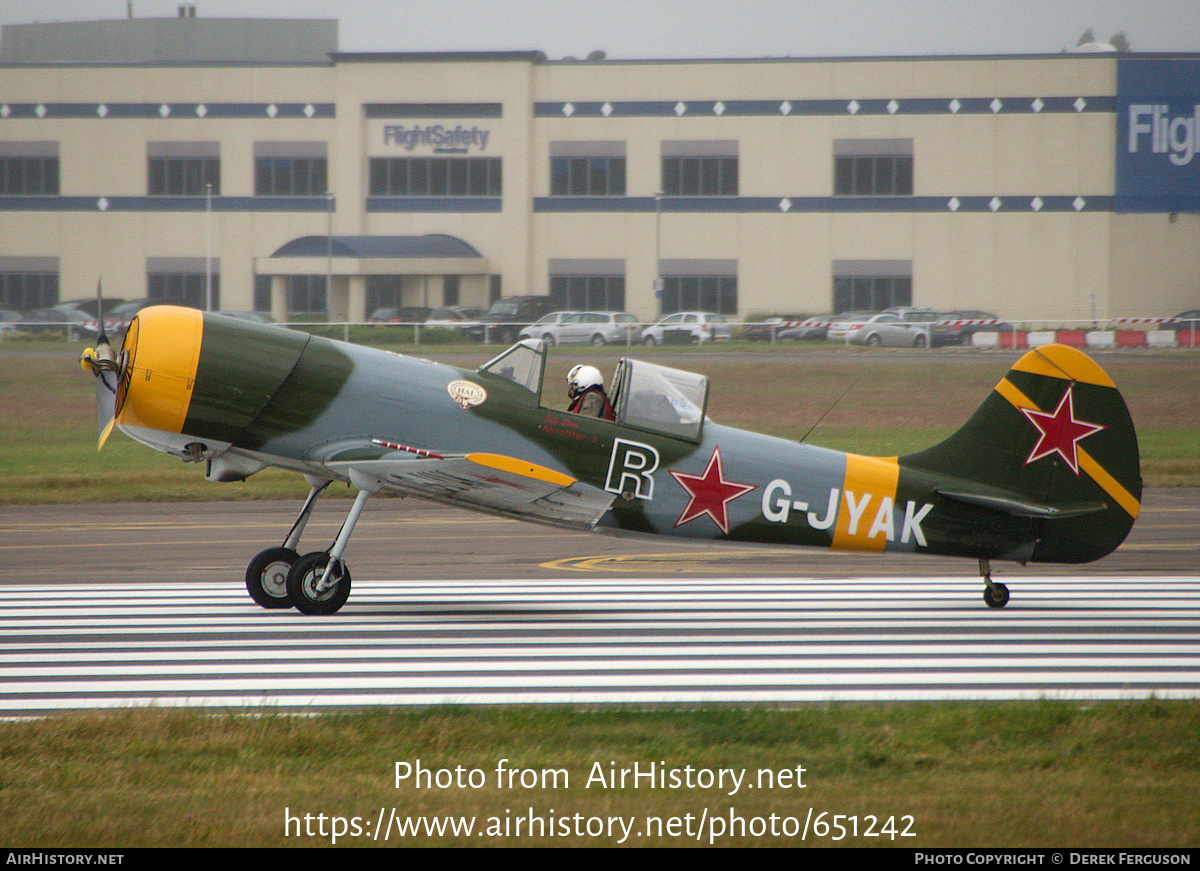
[
  {"x1": 929, "y1": 310, "x2": 1011, "y2": 347},
  {"x1": 467, "y1": 296, "x2": 556, "y2": 344},
  {"x1": 19, "y1": 307, "x2": 101, "y2": 340},
  {"x1": 53, "y1": 297, "x2": 127, "y2": 319},
  {"x1": 424, "y1": 306, "x2": 487, "y2": 331},
  {"x1": 640, "y1": 312, "x2": 733, "y2": 345},
  {"x1": 777, "y1": 318, "x2": 831, "y2": 341},
  {"x1": 514, "y1": 310, "x2": 576, "y2": 343},
  {"x1": 519, "y1": 311, "x2": 639, "y2": 346},
  {"x1": 825, "y1": 311, "x2": 878, "y2": 342},
  {"x1": 0, "y1": 309, "x2": 21, "y2": 336},
  {"x1": 828, "y1": 310, "x2": 939, "y2": 347},
  {"x1": 368, "y1": 306, "x2": 433, "y2": 325},
  {"x1": 745, "y1": 314, "x2": 810, "y2": 341}
]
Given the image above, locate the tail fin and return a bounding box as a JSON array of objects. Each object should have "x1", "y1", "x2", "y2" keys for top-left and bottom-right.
[{"x1": 901, "y1": 344, "x2": 1141, "y2": 564}]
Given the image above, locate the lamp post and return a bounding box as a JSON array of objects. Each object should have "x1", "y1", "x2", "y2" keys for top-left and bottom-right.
[
  {"x1": 326, "y1": 191, "x2": 334, "y2": 324},
  {"x1": 654, "y1": 191, "x2": 663, "y2": 315},
  {"x1": 205, "y1": 182, "x2": 213, "y2": 311}
]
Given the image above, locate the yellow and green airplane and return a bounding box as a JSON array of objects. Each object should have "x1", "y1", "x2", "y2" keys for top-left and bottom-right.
[{"x1": 82, "y1": 305, "x2": 1141, "y2": 614}]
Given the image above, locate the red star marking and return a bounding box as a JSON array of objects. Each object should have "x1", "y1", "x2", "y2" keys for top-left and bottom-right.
[
  {"x1": 669, "y1": 446, "x2": 757, "y2": 535},
  {"x1": 1020, "y1": 385, "x2": 1106, "y2": 476}
]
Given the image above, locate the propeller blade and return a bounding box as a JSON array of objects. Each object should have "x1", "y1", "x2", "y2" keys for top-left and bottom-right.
[{"x1": 96, "y1": 367, "x2": 118, "y2": 450}]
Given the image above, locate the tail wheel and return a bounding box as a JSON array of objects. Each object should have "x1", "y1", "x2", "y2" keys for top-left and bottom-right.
[
  {"x1": 245, "y1": 547, "x2": 298, "y2": 609},
  {"x1": 286, "y1": 551, "x2": 352, "y2": 615},
  {"x1": 983, "y1": 583, "x2": 1010, "y2": 609}
]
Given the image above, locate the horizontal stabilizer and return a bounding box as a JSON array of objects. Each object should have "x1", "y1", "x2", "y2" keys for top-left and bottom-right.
[{"x1": 936, "y1": 489, "x2": 1108, "y2": 519}]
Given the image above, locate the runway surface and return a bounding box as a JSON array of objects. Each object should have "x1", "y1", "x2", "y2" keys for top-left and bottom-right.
[
  {"x1": 2, "y1": 490, "x2": 1197, "y2": 715},
  {"x1": 1, "y1": 576, "x2": 1197, "y2": 715}
]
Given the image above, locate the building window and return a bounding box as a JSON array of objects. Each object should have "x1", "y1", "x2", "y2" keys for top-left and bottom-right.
[
  {"x1": 831, "y1": 261, "x2": 913, "y2": 312},
  {"x1": 833, "y1": 140, "x2": 913, "y2": 196},
  {"x1": 148, "y1": 272, "x2": 218, "y2": 309},
  {"x1": 661, "y1": 142, "x2": 738, "y2": 197},
  {"x1": 369, "y1": 157, "x2": 501, "y2": 196},
  {"x1": 148, "y1": 149, "x2": 220, "y2": 196},
  {"x1": 0, "y1": 270, "x2": 58, "y2": 309},
  {"x1": 548, "y1": 142, "x2": 627, "y2": 196},
  {"x1": 255, "y1": 157, "x2": 327, "y2": 196},
  {"x1": 661, "y1": 156, "x2": 738, "y2": 196},
  {"x1": 288, "y1": 276, "x2": 327, "y2": 315},
  {"x1": 550, "y1": 156, "x2": 627, "y2": 195},
  {"x1": 549, "y1": 274, "x2": 626, "y2": 310},
  {"x1": 0, "y1": 156, "x2": 59, "y2": 194},
  {"x1": 660, "y1": 275, "x2": 738, "y2": 314}
]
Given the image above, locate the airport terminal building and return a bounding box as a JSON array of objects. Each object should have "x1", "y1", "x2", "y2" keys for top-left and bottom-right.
[{"x1": 1, "y1": 15, "x2": 1198, "y2": 325}]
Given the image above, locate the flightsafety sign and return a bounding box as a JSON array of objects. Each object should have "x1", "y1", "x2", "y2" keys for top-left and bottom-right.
[{"x1": 1116, "y1": 57, "x2": 1200, "y2": 212}]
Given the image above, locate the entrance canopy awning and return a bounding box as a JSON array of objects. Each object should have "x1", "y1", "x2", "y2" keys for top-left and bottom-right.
[{"x1": 260, "y1": 233, "x2": 489, "y2": 276}]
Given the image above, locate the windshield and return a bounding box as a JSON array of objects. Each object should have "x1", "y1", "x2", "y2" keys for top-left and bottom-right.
[{"x1": 478, "y1": 339, "x2": 545, "y2": 394}]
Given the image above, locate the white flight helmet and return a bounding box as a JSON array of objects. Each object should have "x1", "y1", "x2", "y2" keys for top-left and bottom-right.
[{"x1": 567, "y1": 364, "x2": 604, "y2": 398}]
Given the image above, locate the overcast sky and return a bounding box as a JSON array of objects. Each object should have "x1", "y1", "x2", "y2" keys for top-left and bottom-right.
[{"x1": 0, "y1": 0, "x2": 1196, "y2": 59}]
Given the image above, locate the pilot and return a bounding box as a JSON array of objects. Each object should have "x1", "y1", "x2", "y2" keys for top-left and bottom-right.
[{"x1": 567, "y1": 364, "x2": 615, "y2": 420}]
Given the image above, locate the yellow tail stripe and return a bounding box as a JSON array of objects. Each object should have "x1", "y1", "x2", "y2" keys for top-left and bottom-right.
[{"x1": 995, "y1": 377, "x2": 1139, "y2": 520}]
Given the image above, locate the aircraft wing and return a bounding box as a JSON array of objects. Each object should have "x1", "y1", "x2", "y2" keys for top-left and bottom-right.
[{"x1": 325, "y1": 452, "x2": 615, "y2": 529}]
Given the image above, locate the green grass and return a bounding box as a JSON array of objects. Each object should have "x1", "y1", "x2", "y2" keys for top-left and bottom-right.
[{"x1": 1, "y1": 702, "x2": 1198, "y2": 847}]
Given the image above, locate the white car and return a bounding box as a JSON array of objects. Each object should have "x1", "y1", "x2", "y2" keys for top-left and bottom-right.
[
  {"x1": 827, "y1": 310, "x2": 939, "y2": 347},
  {"x1": 640, "y1": 312, "x2": 732, "y2": 345},
  {"x1": 520, "y1": 311, "x2": 639, "y2": 346}
]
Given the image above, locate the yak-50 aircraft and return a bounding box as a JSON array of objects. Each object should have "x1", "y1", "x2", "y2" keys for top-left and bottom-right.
[{"x1": 81, "y1": 305, "x2": 1141, "y2": 614}]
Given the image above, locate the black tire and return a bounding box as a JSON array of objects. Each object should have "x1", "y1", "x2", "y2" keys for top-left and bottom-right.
[
  {"x1": 866, "y1": 334, "x2": 882, "y2": 347},
  {"x1": 643, "y1": 335, "x2": 657, "y2": 346},
  {"x1": 245, "y1": 547, "x2": 299, "y2": 609},
  {"x1": 286, "y1": 551, "x2": 352, "y2": 615},
  {"x1": 541, "y1": 333, "x2": 556, "y2": 346},
  {"x1": 983, "y1": 583, "x2": 1010, "y2": 609},
  {"x1": 913, "y1": 333, "x2": 927, "y2": 349},
  {"x1": 591, "y1": 333, "x2": 606, "y2": 346}
]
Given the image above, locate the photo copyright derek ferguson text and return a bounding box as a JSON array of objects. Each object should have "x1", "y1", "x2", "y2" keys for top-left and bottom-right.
[{"x1": 284, "y1": 758, "x2": 918, "y2": 844}]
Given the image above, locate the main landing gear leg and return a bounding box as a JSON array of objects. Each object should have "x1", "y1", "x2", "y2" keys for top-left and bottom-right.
[
  {"x1": 979, "y1": 558, "x2": 1010, "y2": 609},
  {"x1": 287, "y1": 473, "x2": 379, "y2": 615},
  {"x1": 244, "y1": 479, "x2": 331, "y2": 609}
]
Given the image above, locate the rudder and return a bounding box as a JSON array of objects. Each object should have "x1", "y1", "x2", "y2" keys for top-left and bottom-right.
[{"x1": 901, "y1": 344, "x2": 1141, "y2": 564}]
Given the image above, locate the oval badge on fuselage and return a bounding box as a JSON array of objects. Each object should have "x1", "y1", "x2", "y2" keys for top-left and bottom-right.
[{"x1": 447, "y1": 380, "x2": 487, "y2": 409}]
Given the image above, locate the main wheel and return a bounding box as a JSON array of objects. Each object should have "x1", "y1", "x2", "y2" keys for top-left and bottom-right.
[
  {"x1": 245, "y1": 547, "x2": 299, "y2": 609},
  {"x1": 983, "y1": 582, "x2": 1010, "y2": 609},
  {"x1": 286, "y1": 551, "x2": 352, "y2": 615}
]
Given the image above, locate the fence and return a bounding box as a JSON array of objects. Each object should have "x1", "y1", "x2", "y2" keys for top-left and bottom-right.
[{"x1": 3, "y1": 314, "x2": 1198, "y2": 349}]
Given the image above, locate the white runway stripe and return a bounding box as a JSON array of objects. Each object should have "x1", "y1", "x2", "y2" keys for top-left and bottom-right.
[{"x1": 1, "y1": 577, "x2": 1197, "y2": 714}]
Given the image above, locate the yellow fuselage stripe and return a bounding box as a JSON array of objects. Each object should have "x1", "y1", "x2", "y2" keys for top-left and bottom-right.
[{"x1": 832, "y1": 453, "x2": 900, "y2": 553}]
